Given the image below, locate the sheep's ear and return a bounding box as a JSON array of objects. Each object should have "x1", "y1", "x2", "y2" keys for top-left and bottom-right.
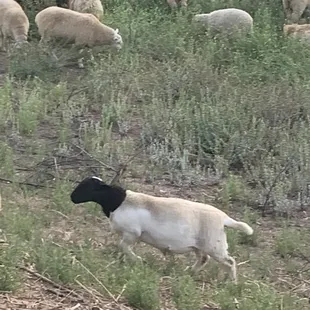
[{"x1": 115, "y1": 28, "x2": 119, "y2": 34}]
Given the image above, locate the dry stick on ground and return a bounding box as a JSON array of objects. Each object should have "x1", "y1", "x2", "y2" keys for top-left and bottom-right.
[
  {"x1": 245, "y1": 158, "x2": 293, "y2": 217},
  {"x1": 109, "y1": 145, "x2": 145, "y2": 186},
  {"x1": 71, "y1": 143, "x2": 117, "y2": 172},
  {"x1": 75, "y1": 278, "x2": 130, "y2": 310},
  {"x1": 19, "y1": 266, "x2": 84, "y2": 302},
  {"x1": 261, "y1": 159, "x2": 293, "y2": 217},
  {"x1": 73, "y1": 258, "x2": 118, "y2": 303},
  {"x1": 0, "y1": 177, "x2": 47, "y2": 188}
]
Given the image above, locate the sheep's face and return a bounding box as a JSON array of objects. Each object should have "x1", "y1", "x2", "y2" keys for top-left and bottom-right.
[
  {"x1": 71, "y1": 176, "x2": 108, "y2": 204},
  {"x1": 193, "y1": 14, "x2": 209, "y2": 25},
  {"x1": 70, "y1": 176, "x2": 127, "y2": 217},
  {"x1": 13, "y1": 40, "x2": 30, "y2": 49},
  {"x1": 112, "y1": 29, "x2": 123, "y2": 50}
]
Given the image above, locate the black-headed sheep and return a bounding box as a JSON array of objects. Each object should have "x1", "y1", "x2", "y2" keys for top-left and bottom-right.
[
  {"x1": 193, "y1": 8, "x2": 253, "y2": 38},
  {"x1": 70, "y1": 176, "x2": 254, "y2": 283},
  {"x1": 0, "y1": 0, "x2": 29, "y2": 51},
  {"x1": 68, "y1": 0, "x2": 104, "y2": 20},
  {"x1": 35, "y1": 6, "x2": 122, "y2": 49}
]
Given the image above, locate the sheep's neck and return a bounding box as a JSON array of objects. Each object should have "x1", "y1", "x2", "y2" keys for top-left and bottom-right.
[{"x1": 96, "y1": 186, "x2": 126, "y2": 218}]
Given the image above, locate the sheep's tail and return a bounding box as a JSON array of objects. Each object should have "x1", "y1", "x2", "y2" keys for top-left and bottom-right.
[{"x1": 224, "y1": 217, "x2": 253, "y2": 235}]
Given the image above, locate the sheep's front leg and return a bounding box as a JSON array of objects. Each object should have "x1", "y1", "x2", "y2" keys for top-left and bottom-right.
[
  {"x1": 0, "y1": 31, "x2": 3, "y2": 51},
  {"x1": 160, "y1": 247, "x2": 176, "y2": 262},
  {"x1": 2, "y1": 35, "x2": 7, "y2": 52},
  {"x1": 119, "y1": 232, "x2": 142, "y2": 262},
  {"x1": 191, "y1": 252, "x2": 210, "y2": 273}
]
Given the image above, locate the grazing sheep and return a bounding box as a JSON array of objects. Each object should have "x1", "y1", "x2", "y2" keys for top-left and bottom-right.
[
  {"x1": 35, "y1": 6, "x2": 122, "y2": 49},
  {"x1": 14, "y1": 0, "x2": 68, "y2": 11},
  {"x1": 68, "y1": 0, "x2": 104, "y2": 20},
  {"x1": 283, "y1": 23, "x2": 310, "y2": 44},
  {"x1": 283, "y1": 0, "x2": 310, "y2": 23},
  {"x1": 193, "y1": 8, "x2": 253, "y2": 38},
  {"x1": 70, "y1": 176, "x2": 254, "y2": 283},
  {"x1": 0, "y1": 0, "x2": 29, "y2": 51},
  {"x1": 167, "y1": 0, "x2": 187, "y2": 9}
]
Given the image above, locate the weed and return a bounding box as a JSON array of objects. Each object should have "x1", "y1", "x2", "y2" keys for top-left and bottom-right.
[
  {"x1": 172, "y1": 275, "x2": 202, "y2": 310},
  {"x1": 124, "y1": 265, "x2": 160, "y2": 310},
  {"x1": 275, "y1": 227, "x2": 302, "y2": 258}
]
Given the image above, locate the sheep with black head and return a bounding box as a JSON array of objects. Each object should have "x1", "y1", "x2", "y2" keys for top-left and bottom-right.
[{"x1": 70, "y1": 176, "x2": 254, "y2": 283}]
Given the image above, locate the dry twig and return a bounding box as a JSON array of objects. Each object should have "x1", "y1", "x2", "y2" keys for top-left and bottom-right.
[{"x1": 19, "y1": 266, "x2": 84, "y2": 302}]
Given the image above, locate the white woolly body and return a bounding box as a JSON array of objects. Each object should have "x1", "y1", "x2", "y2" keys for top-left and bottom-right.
[
  {"x1": 69, "y1": 0, "x2": 104, "y2": 20},
  {"x1": 108, "y1": 189, "x2": 253, "y2": 283},
  {"x1": 0, "y1": 0, "x2": 29, "y2": 50},
  {"x1": 111, "y1": 206, "x2": 197, "y2": 253},
  {"x1": 193, "y1": 8, "x2": 253, "y2": 38},
  {"x1": 283, "y1": 0, "x2": 310, "y2": 23},
  {"x1": 35, "y1": 6, "x2": 122, "y2": 49}
]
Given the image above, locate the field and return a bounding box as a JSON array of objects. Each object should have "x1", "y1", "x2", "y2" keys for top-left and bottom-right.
[{"x1": 1, "y1": 0, "x2": 310, "y2": 309}]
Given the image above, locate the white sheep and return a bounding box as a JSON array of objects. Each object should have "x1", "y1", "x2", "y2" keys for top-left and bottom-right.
[
  {"x1": 70, "y1": 176, "x2": 254, "y2": 283},
  {"x1": 0, "y1": 0, "x2": 29, "y2": 51},
  {"x1": 34, "y1": 6, "x2": 122, "y2": 50},
  {"x1": 68, "y1": 0, "x2": 104, "y2": 20},
  {"x1": 283, "y1": 0, "x2": 310, "y2": 23},
  {"x1": 166, "y1": 0, "x2": 187, "y2": 9},
  {"x1": 193, "y1": 8, "x2": 253, "y2": 38}
]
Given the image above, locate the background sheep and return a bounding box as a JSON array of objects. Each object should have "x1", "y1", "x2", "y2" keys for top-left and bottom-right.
[
  {"x1": 68, "y1": 0, "x2": 104, "y2": 20},
  {"x1": 283, "y1": 0, "x2": 310, "y2": 23},
  {"x1": 0, "y1": 0, "x2": 29, "y2": 51},
  {"x1": 35, "y1": 6, "x2": 122, "y2": 49},
  {"x1": 193, "y1": 8, "x2": 253, "y2": 38},
  {"x1": 70, "y1": 176, "x2": 254, "y2": 283},
  {"x1": 166, "y1": 0, "x2": 187, "y2": 9}
]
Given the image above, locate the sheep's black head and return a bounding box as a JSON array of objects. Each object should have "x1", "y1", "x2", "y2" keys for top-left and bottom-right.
[{"x1": 70, "y1": 176, "x2": 126, "y2": 217}]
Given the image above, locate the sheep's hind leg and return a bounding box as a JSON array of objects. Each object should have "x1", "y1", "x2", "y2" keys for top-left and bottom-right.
[{"x1": 119, "y1": 232, "x2": 142, "y2": 262}]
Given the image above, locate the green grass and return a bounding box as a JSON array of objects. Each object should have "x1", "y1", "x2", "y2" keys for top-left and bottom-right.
[{"x1": 1, "y1": 0, "x2": 310, "y2": 308}]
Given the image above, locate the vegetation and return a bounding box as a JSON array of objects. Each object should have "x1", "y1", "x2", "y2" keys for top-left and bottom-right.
[{"x1": 1, "y1": 0, "x2": 310, "y2": 309}]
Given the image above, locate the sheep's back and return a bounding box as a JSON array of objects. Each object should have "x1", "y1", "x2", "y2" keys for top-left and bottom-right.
[
  {"x1": 125, "y1": 190, "x2": 228, "y2": 224},
  {"x1": 0, "y1": 0, "x2": 24, "y2": 24},
  {"x1": 35, "y1": 7, "x2": 99, "y2": 42},
  {"x1": 208, "y1": 8, "x2": 253, "y2": 36},
  {"x1": 4, "y1": 7, "x2": 29, "y2": 26},
  {"x1": 69, "y1": 0, "x2": 103, "y2": 19}
]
